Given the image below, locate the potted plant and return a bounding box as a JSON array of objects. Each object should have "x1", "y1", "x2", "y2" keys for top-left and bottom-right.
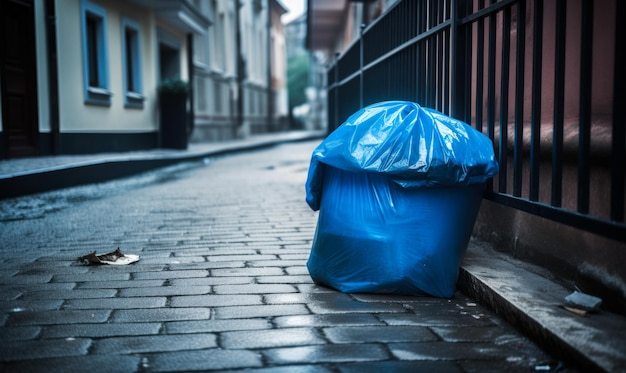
[{"x1": 158, "y1": 78, "x2": 189, "y2": 149}]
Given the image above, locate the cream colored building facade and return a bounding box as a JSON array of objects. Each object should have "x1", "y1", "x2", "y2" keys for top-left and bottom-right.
[{"x1": 0, "y1": 0, "x2": 288, "y2": 158}]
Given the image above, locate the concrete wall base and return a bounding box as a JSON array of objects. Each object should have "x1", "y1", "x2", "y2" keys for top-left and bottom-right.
[{"x1": 473, "y1": 199, "x2": 626, "y2": 315}]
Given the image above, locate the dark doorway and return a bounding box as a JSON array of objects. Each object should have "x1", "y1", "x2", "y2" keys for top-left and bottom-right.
[
  {"x1": 159, "y1": 43, "x2": 180, "y2": 81},
  {"x1": 0, "y1": 0, "x2": 40, "y2": 158}
]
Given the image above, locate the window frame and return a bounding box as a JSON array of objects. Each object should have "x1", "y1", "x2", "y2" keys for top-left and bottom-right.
[
  {"x1": 121, "y1": 17, "x2": 144, "y2": 108},
  {"x1": 80, "y1": 0, "x2": 112, "y2": 106}
]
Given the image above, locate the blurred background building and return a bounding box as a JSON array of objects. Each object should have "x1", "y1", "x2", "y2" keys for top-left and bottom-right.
[
  {"x1": 300, "y1": 0, "x2": 399, "y2": 133},
  {"x1": 284, "y1": 11, "x2": 325, "y2": 132},
  {"x1": 0, "y1": 0, "x2": 290, "y2": 158},
  {"x1": 190, "y1": 0, "x2": 290, "y2": 141},
  {"x1": 306, "y1": 0, "x2": 397, "y2": 55}
]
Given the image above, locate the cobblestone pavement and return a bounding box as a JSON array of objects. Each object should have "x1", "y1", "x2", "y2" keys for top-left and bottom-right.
[{"x1": 0, "y1": 140, "x2": 564, "y2": 372}]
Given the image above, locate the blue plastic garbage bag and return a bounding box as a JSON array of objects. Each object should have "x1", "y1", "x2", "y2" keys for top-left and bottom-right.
[{"x1": 305, "y1": 101, "x2": 499, "y2": 298}]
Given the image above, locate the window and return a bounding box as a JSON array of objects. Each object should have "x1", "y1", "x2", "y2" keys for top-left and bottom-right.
[
  {"x1": 121, "y1": 17, "x2": 144, "y2": 108},
  {"x1": 80, "y1": 0, "x2": 111, "y2": 105}
]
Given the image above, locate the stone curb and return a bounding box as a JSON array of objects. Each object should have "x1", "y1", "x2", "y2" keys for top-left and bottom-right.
[
  {"x1": 0, "y1": 132, "x2": 324, "y2": 200},
  {"x1": 459, "y1": 240, "x2": 625, "y2": 373}
]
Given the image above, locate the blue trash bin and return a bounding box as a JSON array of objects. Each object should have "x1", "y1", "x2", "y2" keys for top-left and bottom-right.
[{"x1": 305, "y1": 101, "x2": 499, "y2": 298}]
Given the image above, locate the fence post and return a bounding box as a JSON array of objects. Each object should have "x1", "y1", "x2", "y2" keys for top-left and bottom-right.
[
  {"x1": 359, "y1": 24, "x2": 365, "y2": 109},
  {"x1": 333, "y1": 52, "x2": 340, "y2": 133},
  {"x1": 450, "y1": 0, "x2": 465, "y2": 120}
]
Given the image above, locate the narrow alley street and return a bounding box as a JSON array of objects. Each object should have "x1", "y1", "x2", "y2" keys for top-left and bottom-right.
[{"x1": 0, "y1": 140, "x2": 563, "y2": 372}]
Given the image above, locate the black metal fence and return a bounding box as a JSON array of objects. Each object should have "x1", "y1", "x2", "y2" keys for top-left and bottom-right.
[{"x1": 326, "y1": 0, "x2": 625, "y2": 242}]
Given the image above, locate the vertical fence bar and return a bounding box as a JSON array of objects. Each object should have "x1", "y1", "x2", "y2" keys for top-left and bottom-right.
[
  {"x1": 415, "y1": 2, "x2": 422, "y2": 103},
  {"x1": 438, "y1": 0, "x2": 443, "y2": 24},
  {"x1": 476, "y1": 0, "x2": 485, "y2": 133},
  {"x1": 403, "y1": 49, "x2": 407, "y2": 100},
  {"x1": 429, "y1": 0, "x2": 435, "y2": 29},
  {"x1": 529, "y1": 0, "x2": 543, "y2": 202},
  {"x1": 416, "y1": 44, "x2": 423, "y2": 103},
  {"x1": 450, "y1": 0, "x2": 461, "y2": 119},
  {"x1": 410, "y1": 1, "x2": 418, "y2": 104},
  {"x1": 333, "y1": 53, "x2": 340, "y2": 130},
  {"x1": 485, "y1": 1, "x2": 497, "y2": 193},
  {"x1": 326, "y1": 65, "x2": 333, "y2": 133},
  {"x1": 499, "y1": 6, "x2": 511, "y2": 194},
  {"x1": 419, "y1": 1, "x2": 426, "y2": 34},
  {"x1": 513, "y1": 0, "x2": 526, "y2": 197},
  {"x1": 463, "y1": 0, "x2": 473, "y2": 124},
  {"x1": 437, "y1": 1, "x2": 444, "y2": 111},
  {"x1": 428, "y1": 37, "x2": 435, "y2": 107},
  {"x1": 427, "y1": 0, "x2": 435, "y2": 108},
  {"x1": 611, "y1": 0, "x2": 625, "y2": 222},
  {"x1": 359, "y1": 24, "x2": 364, "y2": 109},
  {"x1": 552, "y1": 0, "x2": 566, "y2": 207},
  {"x1": 442, "y1": 1, "x2": 448, "y2": 113},
  {"x1": 443, "y1": 28, "x2": 450, "y2": 114},
  {"x1": 486, "y1": 2, "x2": 497, "y2": 142},
  {"x1": 437, "y1": 27, "x2": 444, "y2": 111},
  {"x1": 394, "y1": 52, "x2": 398, "y2": 103},
  {"x1": 412, "y1": 46, "x2": 417, "y2": 101},
  {"x1": 577, "y1": 0, "x2": 593, "y2": 214}
]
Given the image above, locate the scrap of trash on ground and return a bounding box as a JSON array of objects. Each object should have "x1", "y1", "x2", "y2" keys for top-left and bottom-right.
[
  {"x1": 77, "y1": 247, "x2": 139, "y2": 265},
  {"x1": 560, "y1": 290, "x2": 603, "y2": 317}
]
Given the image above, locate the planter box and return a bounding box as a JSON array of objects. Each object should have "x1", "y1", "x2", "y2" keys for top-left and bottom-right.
[{"x1": 159, "y1": 85, "x2": 189, "y2": 149}]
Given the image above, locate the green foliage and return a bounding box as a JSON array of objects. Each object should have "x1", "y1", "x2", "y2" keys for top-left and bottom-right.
[
  {"x1": 158, "y1": 78, "x2": 189, "y2": 95},
  {"x1": 287, "y1": 53, "x2": 309, "y2": 108}
]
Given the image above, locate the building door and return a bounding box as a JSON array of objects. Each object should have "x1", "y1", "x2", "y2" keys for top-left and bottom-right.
[
  {"x1": 0, "y1": 0, "x2": 39, "y2": 157},
  {"x1": 158, "y1": 43, "x2": 180, "y2": 81},
  {"x1": 157, "y1": 28, "x2": 181, "y2": 82}
]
